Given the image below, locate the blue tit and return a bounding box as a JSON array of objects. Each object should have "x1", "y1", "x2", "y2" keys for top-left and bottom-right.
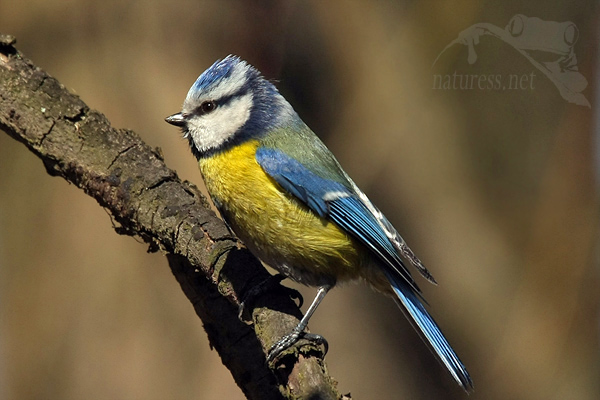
[{"x1": 165, "y1": 55, "x2": 473, "y2": 391}]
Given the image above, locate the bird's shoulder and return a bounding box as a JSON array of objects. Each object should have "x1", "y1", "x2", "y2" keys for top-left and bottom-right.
[{"x1": 256, "y1": 122, "x2": 351, "y2": 188}]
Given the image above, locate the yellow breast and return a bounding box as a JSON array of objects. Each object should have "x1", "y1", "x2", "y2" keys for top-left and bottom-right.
[{"x1": 198, "y1": 140, "x2": 365, "y2": 285}]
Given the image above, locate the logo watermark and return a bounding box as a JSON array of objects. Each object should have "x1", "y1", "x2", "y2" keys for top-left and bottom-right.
[{"x1": 432, "y1": 14, "x2": 590, "y2": 107}]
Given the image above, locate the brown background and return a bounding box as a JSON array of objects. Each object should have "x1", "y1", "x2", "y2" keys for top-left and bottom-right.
[{"x1": 0, "y1": 1, "x2": 598, "y2": 399}]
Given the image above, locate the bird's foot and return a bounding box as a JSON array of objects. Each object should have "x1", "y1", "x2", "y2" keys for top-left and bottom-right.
[
  {"x1": 267, "y1": 329, "x2": 328, "y2": 363},
  {"x1": 238, "y1": 273, "x2": 303, "y2": 320}
]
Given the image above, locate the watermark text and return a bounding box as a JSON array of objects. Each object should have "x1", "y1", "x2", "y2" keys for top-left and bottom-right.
[{"x1": 432, "y1": 72, "x2": 536, "y2": 90}]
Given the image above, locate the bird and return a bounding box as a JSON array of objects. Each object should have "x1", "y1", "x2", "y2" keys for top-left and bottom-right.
[{"x1": 165, "y1": 55, "x2": 473, "y2": 391}]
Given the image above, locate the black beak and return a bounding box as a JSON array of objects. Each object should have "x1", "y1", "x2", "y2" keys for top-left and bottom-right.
[{"x1": 165, "y1": 112, "x2": 187, "y2": 127}]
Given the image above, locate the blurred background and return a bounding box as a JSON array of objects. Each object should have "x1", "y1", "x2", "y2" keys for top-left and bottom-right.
[{"x1": 1, "y1": 1, "x2": 598, "y2": 399}]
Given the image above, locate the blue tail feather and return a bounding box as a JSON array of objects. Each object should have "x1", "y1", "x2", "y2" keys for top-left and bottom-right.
[{"x1": 384, "y1": 269, "x2": 474, "y2": 392}]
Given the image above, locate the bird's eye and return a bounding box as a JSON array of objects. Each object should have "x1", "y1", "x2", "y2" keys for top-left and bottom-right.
[{"x1": 199, "y1": 101, "x2": 216, "y2": 115}]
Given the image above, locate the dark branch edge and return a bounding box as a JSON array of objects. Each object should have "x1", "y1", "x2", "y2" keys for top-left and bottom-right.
[{"x1": 0, "y1": 34, "x2": 345, "y2": 400}]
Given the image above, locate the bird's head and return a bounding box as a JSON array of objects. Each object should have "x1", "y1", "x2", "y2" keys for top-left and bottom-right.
[{"x1": 166, "y1": 55, "x2": 295, "y2": 157}]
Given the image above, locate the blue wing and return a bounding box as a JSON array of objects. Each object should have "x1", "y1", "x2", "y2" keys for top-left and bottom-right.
[
  {"x1": 255, "y1": 147, "x2": 343, "y2": 218},
  {"x1": 256, "y1": 147, "x2": 419, "y2": 292},
  {"x1": 256, "y1": 147, "x2": 473, "y2": 391}
]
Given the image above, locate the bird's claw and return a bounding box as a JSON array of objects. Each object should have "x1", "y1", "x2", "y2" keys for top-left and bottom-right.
[{"x1": 267, "y1": 331, "x2": 328, "y2": 363}]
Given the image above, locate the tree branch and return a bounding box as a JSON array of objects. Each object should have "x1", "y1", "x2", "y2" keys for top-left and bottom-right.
[{"x1": 0, "y1": 34, "x2": 343, "y2": 400}]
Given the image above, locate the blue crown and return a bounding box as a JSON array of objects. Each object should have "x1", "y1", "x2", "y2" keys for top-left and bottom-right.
[{"x1": 191, "y1": 55, "x2": 249, "y2": 93}]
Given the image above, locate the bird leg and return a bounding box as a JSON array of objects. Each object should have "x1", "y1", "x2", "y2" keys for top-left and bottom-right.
[{"x1": 267, "y1": 285, "x2": 331, "y2": 362}]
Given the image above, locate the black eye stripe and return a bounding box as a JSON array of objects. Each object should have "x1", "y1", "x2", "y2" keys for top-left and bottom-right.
[{"x1": 194, "y1": 85, "x2": 251, "y2": 117}]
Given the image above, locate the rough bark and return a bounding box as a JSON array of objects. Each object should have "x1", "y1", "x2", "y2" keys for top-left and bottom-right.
[{"x1": 0, "y1": 34, "x2": 344, "y2": 400}]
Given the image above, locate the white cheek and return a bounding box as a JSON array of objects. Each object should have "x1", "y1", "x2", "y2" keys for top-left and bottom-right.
[{"x1": 188, "y1": 93, "x2": 253, "y2": 152}]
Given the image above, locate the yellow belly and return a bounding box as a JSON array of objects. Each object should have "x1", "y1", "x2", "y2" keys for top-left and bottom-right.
[{"x1": 198, "y1": 140, "x2": 365, "y2": 286}]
